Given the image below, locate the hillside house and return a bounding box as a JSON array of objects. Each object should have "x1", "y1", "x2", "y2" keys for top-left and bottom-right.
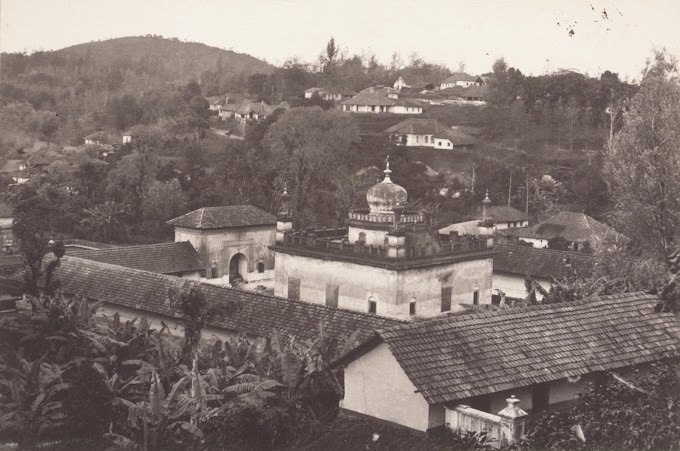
[
  {"x1": 0, "y1": 160, "x2": 29, "y2": 185},
  {"x1": 334, "y1": 292, "x2": 680, "y2": 433},
  {"x1": 341, "y1": 93, "x2": 423, "y2": 115},
  {"x1": 392, "y1": 76, "x2": 410, "y2": 90},
  {"x1": 271, "y1": 162, "x2": 495, "y2": 320},
  {"x1": 66, "y1": 241, "x2": 206, "y2": 280},
  {"x1": 206, "y1": 96, "x2": 224, "y2": 111},
  {"x1": 360, "y1": 85, "x2": 400, "y2": 99},
  {"x1": 304, "y1": 87, "x2": 356, "y2": 102},
  {"x1": 385, "y1": 118, "x2": 475, "y2": 148},
  {"x1": 440, "y1": 73, "x2": 485, "y2": 89},
  {"x1": 218, "y1": 103, "x2": 240, "y2": 119},
  {"x1": 167, "y1": 205, "x2": 277, "y2": 288},
  {"x1": 83, "y1": 131, "x2": 112, "y2": 146},
  {"x1": 0, "y1": 203, "x2": 14, "y2": 252},
  {"x1": 499, "y1": 211, "x2": 620, "y2": 251}
]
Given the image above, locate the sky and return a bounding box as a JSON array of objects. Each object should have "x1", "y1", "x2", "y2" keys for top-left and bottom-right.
[{"x1": 2, "y1": 0, "x2": 679, "y2": 80}]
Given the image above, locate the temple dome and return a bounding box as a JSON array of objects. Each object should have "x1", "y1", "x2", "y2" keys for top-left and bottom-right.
[{"x1": 366, "y1": 160, "x2": 407, "y2": 214}]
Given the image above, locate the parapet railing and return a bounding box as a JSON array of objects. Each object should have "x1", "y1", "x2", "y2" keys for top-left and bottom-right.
[{"x1": 280, "y1": 232, "x2": 489, "y2": 259}]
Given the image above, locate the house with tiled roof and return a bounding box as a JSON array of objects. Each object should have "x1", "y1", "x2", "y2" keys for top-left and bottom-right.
[
  {"x1": 0, "y1": 160, "x2": 29, "y2": 185},
  {"x1": 83, "y1": 131, "x2": 112, "y2": 146},
  {"x1": 1, "y1": 256, "x2": 403, "y2": 344},
  {"x1": 0, "y1": 203, "x2": 14, "y2": 252},
  {"x1": 385, "y1": 118, "x2": 475, "y2": 149},
  {"x1": 335, "y1": 291, "x2": 680, "y2": 433},
  {"x1": 360, "y1": 85, "x2": 400, "y2": 98},
  {"x1": 440, "y1": 85, "x2": 488, "y2": 102},
  {"x1": 167, "y1": 205, "x2": 277, "y2": 288},
  {"x1": 492, "y1": 244, "x2": 603, "y2": 301},
  {"x1": 341, "y1": 93, "x2": 423, "y2": 115},
  {"x1": 234, "y1": 101, "x2": 287, "y2": 124},
  {"x1": 439, "y1": 194, "x2": 526, "y2": 239},
  {"x1": 499, "y1": 211, "x2": 621, "y2": 251},
  {"x1": 304, "y1": 87, "x2": 356, "y2": 102},
  {"x1": 67, "y1": 241, "x2": 205, "y2": 279},
  {"x1": 440, "y1": 72, "x2": 485, "y2": 89}
]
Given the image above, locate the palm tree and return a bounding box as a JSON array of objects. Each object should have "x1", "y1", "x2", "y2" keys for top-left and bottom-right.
[{"x1": 80, "y1": 200, "x2": 129, "y2": 243}]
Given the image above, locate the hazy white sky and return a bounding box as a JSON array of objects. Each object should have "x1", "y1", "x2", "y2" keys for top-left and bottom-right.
[{"x1": 2, "y1": 0, "x2": 679, "y2": 80}]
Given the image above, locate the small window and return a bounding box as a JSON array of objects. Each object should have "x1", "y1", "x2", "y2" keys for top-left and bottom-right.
[
  {"x1": 288, "y1": 277, "x2": 300, "y2": 301},
  {"x1": 257, "y1": 262, "x2": 265, "y2": 273},
  {"x1": 368, "y1": 300, "x2": 377, "y2": 314},
  {"x1": 473, "y1": 288, "x2": 479, "y2": 305},
  {"x1": 409, "y1": 300, "x2": 416, "y2": 316},
  {"x1": 441, "y1": 287, "x2": 452, "y2": 312}
]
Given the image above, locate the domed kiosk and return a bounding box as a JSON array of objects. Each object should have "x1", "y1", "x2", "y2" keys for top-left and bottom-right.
[{"x1": 271, "y1": 157, "x2": 495, "y2": 320}]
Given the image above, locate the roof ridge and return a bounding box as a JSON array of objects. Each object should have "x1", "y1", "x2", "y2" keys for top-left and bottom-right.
[
  {"x1": 60, "y1": 256, "x2": 407, "y2": 324},
  {"x1": 380, "y1": 291, "x2": 656, "y2": 332}
]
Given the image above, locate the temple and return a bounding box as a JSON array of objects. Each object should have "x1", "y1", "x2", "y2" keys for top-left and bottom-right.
[{"x1": 271, "y1": 159, "x2": 496, "y2": 320}]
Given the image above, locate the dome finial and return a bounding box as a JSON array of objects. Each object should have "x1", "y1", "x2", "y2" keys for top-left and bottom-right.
[
  {"x1": 483, "y1": 189, "x2": 491, "y2": 204},
  {"x1": 383, "y1": 156, "x2": 392, "y2": 183}
]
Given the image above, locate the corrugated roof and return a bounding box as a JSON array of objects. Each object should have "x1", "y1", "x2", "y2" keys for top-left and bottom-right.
[
  {"x1": 337, "y1": 292, "x2": 680, "y2": 404},
  {"x1": 67, "y1": 241, "x2": 205, "y2": 275},
  {"x1": 10, "y1": 256, "x2": 404, "y2": 342},
  {"x1": 167, "y1": 205, "x2": 277, "y2": 230}
]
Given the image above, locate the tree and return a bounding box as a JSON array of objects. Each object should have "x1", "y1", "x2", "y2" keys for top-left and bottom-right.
[
  {"x1": 140, "y1": 180, "x2": 188, "y2": 237},
  {"x1": 603, "y1": 51, "x2": 680, "y2": 259},
  {"x1": 319, "y1": 37, "x2": 341, "y2": 76},
  {"x1": 31, "y1": 110, "x2": 59, "y2": 147},
  {"x1": 508, "y1": 100, "x2": 531, "y2": 149},
  {"x1": 264, "y1": 108, "x2": 360, "y2": 226},
  {"x1": 80, "y1": 200, "x2": 129, "y2": 243}
]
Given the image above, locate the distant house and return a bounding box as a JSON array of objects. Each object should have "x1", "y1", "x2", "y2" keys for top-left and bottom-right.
[
  {"x1": 392, "y1": 76, "x2": 410, "y2": 90},
  {"x1": 67, "y1": 241, "x2": 206, "y2": 280},
  {"x1": 440, "y1": 73, "x2": 485, "y2": 89},
  {"x1": 360, "y1": 85, "x2": 400, "y2": 99},
  {"x1": 206, "y1": 96, "x2": 224, "y2": 111},
  {"x1": 341, "y1": 93, "x2": 423, "y2": 115},
  {"x1": 335, "y1": 291, "x2": 680, "y2": 432},
  {"x1": 234, "y1": 101, "x2": 278, "y2": 123},
  {"x1": 83, "y1": 131, "x2": 111, "y2": 146},
  {"x1": 409, "y1": 81, "x2": 438, "y2": 92},
  {"x1": 385, "y1": 118, "x2": 475, "y2": 148},
  {"x1": 303, "y1": 87, "x2": 356, "y2": 102},
  {"x1": 499, "y1": 211, "x2": 620, "y2": 251},
  {"x1": 218, "y1": 103, "x2": 240, "y2": 120},
  {"x1": 0, "y1": 203, "x2": 14, "y2": 251},
  {"x1": 0, "y1": 160, "x2": 29, "y2": 185}
]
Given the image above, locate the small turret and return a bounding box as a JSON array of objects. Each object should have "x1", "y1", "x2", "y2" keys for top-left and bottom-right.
[
  {"x1": 276, "y1": 184, "x2": 293, "y2": 243},
  {"x1": 478, "y1": 189, "x2": 495, "y2": 241}
]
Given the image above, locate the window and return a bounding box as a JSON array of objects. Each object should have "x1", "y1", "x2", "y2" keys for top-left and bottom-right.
[
  {"x1": 288, "y1": 277, "x2": 300, "y2": 301},
  {"x1": 358, "y1": 232, "x2": 366, "y2": 243},
  {"x1": 424, "y1": 136, "x2": 429, "y2": 143},
  {"x1": 368, "y1": 300, "x2": 377, "y2": 314},
  {"x1": 257, "y1": 262, "x2": 265, "y2": 273},
  {"x1": 473, "y1": 288, "x2": 479, "y2": 305},
  {"x1": 326, "y1": 284, "x2": 339, "y2": 308},
  {"x1": 409, "y1": 300, "x2": 416, "y2": 316},
  {"x1": 441, "y1": 287, "x2": 452, "y2": 312},
  {"x1": 211, "y1": 265, "x2": 218, "y2": 279}
]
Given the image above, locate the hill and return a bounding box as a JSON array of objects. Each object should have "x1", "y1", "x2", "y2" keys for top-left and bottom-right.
[{"x1": 53, "y1": 36, "x2": 275, "y2": 82}]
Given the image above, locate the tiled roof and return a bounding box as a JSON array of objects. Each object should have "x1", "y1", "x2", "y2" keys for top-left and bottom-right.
[
  {"x1": 441, "y1": 85, "x2": 488, "y2": 98},
  {"x1": 493, "y1": 244, "x2": 599, "y2": 279},
  {"x1": 305, "y1": 87, "x2": 324, "y2": 93},
  {"x1": 67, "y1": 242, "x2": 205, "y2": 275},
  {"x1": 0, "y1": 203, "x2": 13, "y2": 218},
  {"x1": 433, "y1": 128, "x2": 477, "y2": 146},
  {"x1": 235, "y1": 101, "x2": 275, "y2": 116},
  {"x1": 9, "y1": 256, "x2": 403, "y2": 342},
  {"x1": 337, "y1": 292, "x2": 680, "y2": 404},
  {"x1": 438, "y1": 220, "x2": 482, "y2": 236},
  {"x1": 392, "y1": 98, "x2": 423, "y2": 108},
  {"x1": 442, "y1": 73, "x2": 481, "y2": 83},
  {"x1": 360, "y1": 86, "x2": 399, "y2": 96},
  {"x1": 473, "y1": 206, "x2": 528, "y2": 223},
  {"x1": 83, "y1": 131, "x2": 110, "y2": 143},
  {"x1": 61, "y1": 239, "x2": 121, "y2": 250},
  {"x1": 501, "y1": 211, "x2": 618, "y2": 244},
  {"x1": 0, "y1": 160, "x2": 26, "y2": 174},
  {"x1": 341, "y1": 92, "x2": 396, "y2": 106},
  {"x1": 385, "y1": 118, "x2": 445, "y2": 135},
  {"x1": 167, "y1": 205, "x2": 276, "y2": 230}
]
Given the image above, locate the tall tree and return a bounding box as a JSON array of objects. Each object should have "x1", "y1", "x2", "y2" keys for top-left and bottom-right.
[
  {"x1": 603, "y1": 51, "x2": 680, "y2": 259},
  {"x1": 263, "y1": 107, "x2": 359, "y2": 226}
]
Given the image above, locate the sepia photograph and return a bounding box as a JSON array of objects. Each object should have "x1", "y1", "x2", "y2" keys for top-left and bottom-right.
[{"x1": 1, "y1": 0, "x2": 680, "y2": 449}]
